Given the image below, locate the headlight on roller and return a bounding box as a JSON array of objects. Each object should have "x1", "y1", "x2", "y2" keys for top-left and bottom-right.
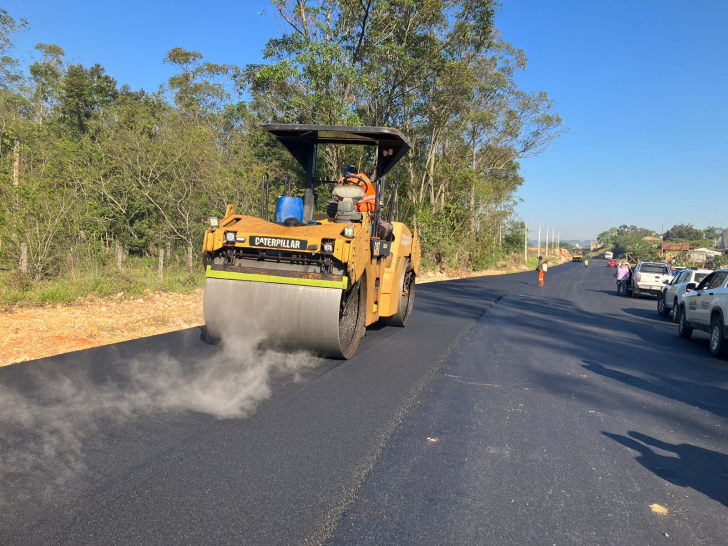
[
  {"x1": 224, "y1": 231, "x2": 236, "y2": 244},
  {"x1": 342, "y1": 225, "x2": 355, "y2": 238},
  {"x1": 322, "y1": 241, "x2": 335, "y2": 254}
]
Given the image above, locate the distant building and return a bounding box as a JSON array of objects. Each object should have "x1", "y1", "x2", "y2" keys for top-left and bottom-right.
[
  {"x1": 661, "y1": 242, "x2": 690, "y2": 262},
  {"x1": 690, "y1": 247, "x2": 723, "y2": 264}
]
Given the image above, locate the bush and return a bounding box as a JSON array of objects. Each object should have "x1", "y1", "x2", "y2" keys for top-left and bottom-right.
[{"x1": 0, "y1": 258, "x2": 205, "y2": 308}]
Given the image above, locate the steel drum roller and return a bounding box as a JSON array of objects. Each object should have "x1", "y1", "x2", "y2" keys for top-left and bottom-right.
[{"x1": 203, "y1": 278, "x2": 361, "y2": 358}]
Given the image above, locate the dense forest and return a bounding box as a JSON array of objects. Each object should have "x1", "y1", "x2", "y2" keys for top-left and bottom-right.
[{"x1": 0, "y1": 2, "x2": 564, "y2": 282}]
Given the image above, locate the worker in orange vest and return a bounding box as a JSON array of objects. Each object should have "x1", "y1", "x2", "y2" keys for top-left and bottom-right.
[{"x1": 339, "y1": 166, "x2": 376, "y2": 213}]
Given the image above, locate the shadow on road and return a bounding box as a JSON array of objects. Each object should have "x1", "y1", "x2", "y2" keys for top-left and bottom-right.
[
  {"x1": 621, "y1": 307, "x2": 672, "y2": 322},
  {"x1": 493, "y1": 285, "x2": 728, "y2": 429},
  {"x1": 583, "y1": 360, "x2": 728, "y2": 419},
  {"x1": 603, "y1": 430, "x2": 728, "y2": 508},
  {"x1": 585, "y1": 288, "x2": 620, "y2": 296},
  {"x1": 413, "y1": 274, "x2": 530, "y2": 321}
]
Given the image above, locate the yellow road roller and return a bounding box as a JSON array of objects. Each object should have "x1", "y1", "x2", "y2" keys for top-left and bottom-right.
[{"x1": 201, "y1": 125, "x2": 420, "y2": 358}]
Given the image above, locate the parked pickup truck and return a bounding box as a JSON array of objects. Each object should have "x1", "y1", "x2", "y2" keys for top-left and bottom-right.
[
  {"x1": 678, "y1": 268, "x2": 728, "y2": 358},
  {"x1": 630, "y1": 262, "x2": 672, "y2": 298},
  {"x1": 658, "y1": 268, "x2": 712, "y2": 321}
]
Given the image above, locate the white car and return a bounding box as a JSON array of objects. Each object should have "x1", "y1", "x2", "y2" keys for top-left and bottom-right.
[
  {"x1": 658, "y1": 268, "x2": 712, "y2": 321},
  {"x1": 630, "y1": 262, "x2": 672, "y2": 298},
  {"x1": 678, "y1": 268, "x2": 728, "y2": 358}
]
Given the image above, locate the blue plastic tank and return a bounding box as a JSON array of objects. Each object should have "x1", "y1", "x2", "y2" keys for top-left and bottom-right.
[{"x1": 275, "y1": 196, "x2": 304, "y2": 223}]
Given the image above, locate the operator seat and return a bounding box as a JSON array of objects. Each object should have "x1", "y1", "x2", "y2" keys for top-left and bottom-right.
[{"x1": 328, "y1": 184, "x2": 365, "y2": 222}]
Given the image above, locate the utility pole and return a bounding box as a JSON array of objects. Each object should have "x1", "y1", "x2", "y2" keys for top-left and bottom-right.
[
  {"x1": 546, "y1": 224, "x2": 550, "y2": 258},
  {"x1": 552, "y1": 228, "x2": 555, "y2": 257},
  {"x1": 558, "y1": 231, "x2": 561, "y2": 254},
  {"x1": 538, "y1": 225, "x2": 541, "y2": 257},
  {"x1": 524, "y1": 222, "x2": 528, "y2": 262}
]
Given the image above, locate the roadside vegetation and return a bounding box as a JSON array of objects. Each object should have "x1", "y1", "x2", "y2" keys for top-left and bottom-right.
[
  {"x1": 0, "y1": 257, "x2": 203, "y2": 308},
  {"x1": 0, "y1": 3, "x2": 565, "y2": 306},
  {"x1": 595, "y1": 224, "x2": 726, "y2": 267}
]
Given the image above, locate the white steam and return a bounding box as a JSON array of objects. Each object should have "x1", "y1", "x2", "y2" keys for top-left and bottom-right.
[{"x1": 0, "y1": 330, "x2": 321, "y2": 508}]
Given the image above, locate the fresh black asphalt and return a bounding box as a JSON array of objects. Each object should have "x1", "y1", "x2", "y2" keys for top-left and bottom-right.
[{"x1": 1, "y1": 260, "x2": 726, "y2": 545}]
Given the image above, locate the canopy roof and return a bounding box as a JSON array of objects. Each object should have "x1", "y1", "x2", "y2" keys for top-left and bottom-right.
[{"x1": 261, "y1": 124, "x2": 411, "y2": 179}]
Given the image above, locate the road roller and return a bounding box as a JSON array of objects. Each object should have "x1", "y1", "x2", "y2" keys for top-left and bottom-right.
[{"x1": 201, "y1": 125, "x2": 421, "y2": 359}]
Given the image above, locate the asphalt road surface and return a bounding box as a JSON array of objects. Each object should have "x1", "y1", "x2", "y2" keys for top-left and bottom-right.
[{"x1": 1, "y1": 260, "x2": 727, "y2": 545}]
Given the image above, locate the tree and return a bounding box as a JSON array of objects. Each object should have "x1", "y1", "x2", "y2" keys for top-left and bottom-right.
[
  {"x1": 612, "y1": 234, "x2": 660, "y2": 261},
  {"x1": 0, "y1": 8, "x2": 29, "y2": 90},
  {"x1": 245, "y1": 0, "x2": 563, "y2": 268},
  {"x1": 163, "y1": 47, "x2": 240, "y2": 117},
  {"x1": 29, "y1": 43, "x2": 66, "y2": 122},
  {"x1": 663, "y1": 223, "x2": 704, "y2": 241},
  {"x1": 60, "y1": 63, "x2": 118, "y2": 134},
  {"x1": 703, "y1": 226, "x2": 723, "y2": 241},
  {"x1": 0, "y1": 3, "x2": 563, "y2": 279},
  {"x1": 597, "y1": 227, "x2": 619, "y2": 247}
]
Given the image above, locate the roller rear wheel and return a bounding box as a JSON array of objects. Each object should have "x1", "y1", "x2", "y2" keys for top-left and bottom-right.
[{"x1": 384, "y1": 263, "x2": 415, "y2": 327}]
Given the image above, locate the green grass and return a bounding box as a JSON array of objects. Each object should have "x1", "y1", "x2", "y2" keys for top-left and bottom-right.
[{"x1": 0, "y1": 260, "x2": 206, "y2": 308}]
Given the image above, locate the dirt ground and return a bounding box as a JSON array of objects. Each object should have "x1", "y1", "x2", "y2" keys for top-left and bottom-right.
[
  {"x1": 1, "y1": 290, "x2": 205, "y2": 367},
  {"x1": 1, "y1": 258, "x2": 568, "y2": 367}
]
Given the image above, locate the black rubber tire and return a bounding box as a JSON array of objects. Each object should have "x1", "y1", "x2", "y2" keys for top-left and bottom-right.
[
  {"x1": 383, "y1": 262, "x2": 415, "y2": 327},
  {"x1": 671, "y1": 298, "x2": 679, "y2": 323},
  {"x1": 678, "y1": 305, "x2": 693, "y2": 339},
  {"x1": 632, "y1": 286, "x2": 640, "y2": 299},
  {"x1": 709, "y1": 316, "x2": 728, "y2": 358},
  {"x1": 337, "y1": 274, "x2": 367, "y2": 359},
  {"x1": 657, "y1": 294, "x2": 670, "y2": 316}
]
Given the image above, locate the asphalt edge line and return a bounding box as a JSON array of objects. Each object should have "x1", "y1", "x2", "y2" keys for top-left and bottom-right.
[{"x1": 305, "y1": 292, "x2": 508, "y2": 545}]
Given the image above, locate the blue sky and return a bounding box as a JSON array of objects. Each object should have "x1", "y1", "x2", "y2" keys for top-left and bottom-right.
[{"x1": 5, "y1": 0, "x2": 727, "y2": 240}]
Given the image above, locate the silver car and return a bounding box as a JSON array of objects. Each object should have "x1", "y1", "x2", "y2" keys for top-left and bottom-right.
[{"x1": 658, "y1": 268, "x2": 712, "y2": 321}]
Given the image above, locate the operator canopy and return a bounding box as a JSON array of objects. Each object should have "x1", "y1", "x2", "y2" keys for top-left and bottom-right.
[{"x1": 261, "y1": 124, "x2": 411, "y2": 180}]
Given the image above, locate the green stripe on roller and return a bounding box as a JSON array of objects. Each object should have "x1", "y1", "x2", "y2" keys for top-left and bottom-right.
[{"x1": 206, "y1": 266, "x2": 348, "y2": 289}]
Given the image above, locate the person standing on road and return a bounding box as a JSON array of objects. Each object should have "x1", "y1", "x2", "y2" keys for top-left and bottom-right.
[
  {"x1": 584, "y1": 258, "x2": 589, "y2": 269},
  {"x1": 615, "y1": 262, "x2": 630, "y2": 296},
  {"x1": 537, "y1": 256, "x2": 546, "y2": 286}
]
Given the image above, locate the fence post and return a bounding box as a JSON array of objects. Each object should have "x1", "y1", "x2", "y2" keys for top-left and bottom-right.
[
  {"x1": 13, "y1": 141, "x2": 20, "y2": 186},
  {"x1": 20, "y1": 243, "x2": 28, "y2": 274},
  {"x1": 116, "y1": 241, "x2": 123, "y2": 270},
  {"x1": 158, "y1": 249, "x2": 164, "y2": 281},
  {"x1": 68, "y1": 250, "x2": 76, "y2": 281}
]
